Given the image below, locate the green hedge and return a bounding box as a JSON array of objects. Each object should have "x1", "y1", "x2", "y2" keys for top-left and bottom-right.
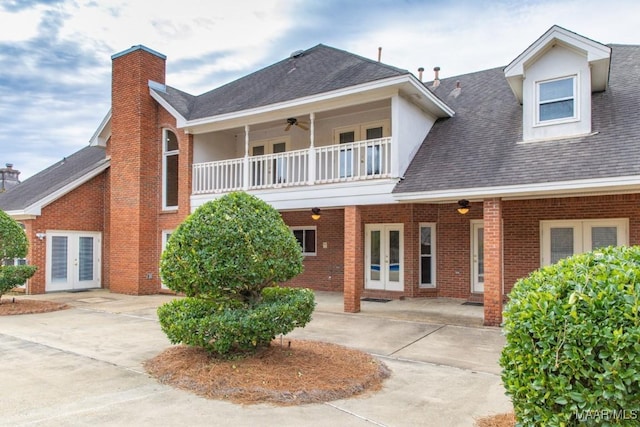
[{"x1": 500, "y1": 245, "x2": 640, "y2": 426}]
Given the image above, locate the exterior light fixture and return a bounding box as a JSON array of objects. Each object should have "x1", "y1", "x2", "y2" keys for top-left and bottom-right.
[
  {"x1": 311, "y1": 207, "x2": 321, "y2": 220},
  {"x1": 456, "y1": 200, "x2": 470, "y2": 215},
  {"x1": 36, "y1": 232, "x2": 47, "y2": 240}
]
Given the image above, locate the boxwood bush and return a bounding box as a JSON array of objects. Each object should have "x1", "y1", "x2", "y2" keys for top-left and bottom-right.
[
  {"x1": 158, "y1": 287, "x2": 315, "y2": 355},
  {"x1": 158, "y1": 192, "x2": 314, "y2": 357},
  {"x1": 0, "y1": 210, "x2": 37, "y2": 298},
  {"x1": 500, "y1": 245, "x2": 640, "y2": 426}
]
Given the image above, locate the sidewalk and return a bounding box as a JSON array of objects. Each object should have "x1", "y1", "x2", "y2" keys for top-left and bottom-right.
[{"x1": 0, "y1": 290, "x2": 512, "y2": 426}]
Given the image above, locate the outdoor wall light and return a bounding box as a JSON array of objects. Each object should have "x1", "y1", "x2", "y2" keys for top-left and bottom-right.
[
  {"x1": 35, "y1": 232, "x2": 46, "y2": 240},
  {"x1": 311, "y1": 207, "x2": 321, "y2": 220},
  {"x1": 456, "y1": 200, "x2": 470, "y2": 215}
]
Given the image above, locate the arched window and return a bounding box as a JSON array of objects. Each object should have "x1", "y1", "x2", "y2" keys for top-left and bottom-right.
[{"x1": 163, "y1": 129, "x2": 179, "y2": 209}]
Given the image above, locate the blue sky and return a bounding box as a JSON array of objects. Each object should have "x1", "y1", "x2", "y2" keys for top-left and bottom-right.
[{"x1": 1, "y1": 0, "x2": 639, "y2": 180}]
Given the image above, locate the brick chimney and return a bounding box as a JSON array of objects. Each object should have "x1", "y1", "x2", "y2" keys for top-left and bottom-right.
[
  {"x1": 0, "y1": 163, "x2": 20, "y2": 192},
  {"x1": 109, "y1": 45, "x2": 166, "y2": 295}
]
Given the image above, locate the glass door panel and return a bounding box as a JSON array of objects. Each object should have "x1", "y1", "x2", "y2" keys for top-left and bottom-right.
[
  {"x1": 51, "y1": 236, "x2": 68, "y2": 282},
  {"x1": 272, "y1": 142, "x2": 286, "y2": 184},
  {"x1": 365, "y1": 126, "x2": 383, "y2": 175},
  {"x1": 78, "y1": 236, "x2": 94, "y2": 282},
  {"x1": 339, "y1": 131, "x2": 355, "y2": 178},
  {"x1": 472, "y1": 222, "x2": 484, "y2": 293}
]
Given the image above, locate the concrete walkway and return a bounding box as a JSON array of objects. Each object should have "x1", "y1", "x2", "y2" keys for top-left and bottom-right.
[{"x1": 0, "y1": 290, "x2": 513, "y2": 426}]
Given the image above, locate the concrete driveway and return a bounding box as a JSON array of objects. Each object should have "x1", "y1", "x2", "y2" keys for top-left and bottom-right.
[{"x1": 0, "y1": 291, "x2": 513, "y2": 426}]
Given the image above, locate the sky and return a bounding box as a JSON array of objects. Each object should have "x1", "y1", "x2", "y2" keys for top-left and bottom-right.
[{"x1": 1, "y1": 0, "x2": 639, "y2": 181}]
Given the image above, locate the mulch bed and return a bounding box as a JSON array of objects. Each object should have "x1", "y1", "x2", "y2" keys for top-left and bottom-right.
[
  {"x1": 144, "y1": 338, "x2": 391, "y2": 406},
  {"x1": 475, "y1": 413, "x2": 516, "y2": 426},
  {"x1": 0, "y1": 298, "x2": 69, "y2": 315}
]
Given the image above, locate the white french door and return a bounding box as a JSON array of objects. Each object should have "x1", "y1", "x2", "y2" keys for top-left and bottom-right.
[
  {"x1": 251, "y1": 140, "x2": 287, "y2": 186},
  {"x1": 365, "y1": 224, "x2": 403, "y2": 291},
  {"x1": 46, "y1": 231, "x2": 101, "y2": 292},
  {"x1": 471, "y1": 221, "x2": 484, "y2": 293}
]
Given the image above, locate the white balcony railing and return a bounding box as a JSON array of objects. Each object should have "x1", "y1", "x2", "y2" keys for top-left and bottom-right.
[{"x1": 192, "y1": 137, "x2": 391, "y2": 194}]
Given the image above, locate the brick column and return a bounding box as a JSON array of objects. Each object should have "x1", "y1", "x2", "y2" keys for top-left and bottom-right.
[
  {"x1": 344, "y1": 205, "x2": 363, "y2": 313},
  {"x1": 110, "y1": 46, "x2": 166, "y2": 295},
  {"x1": 483, "y1": 198, "x2": 503, "y2": 326}
]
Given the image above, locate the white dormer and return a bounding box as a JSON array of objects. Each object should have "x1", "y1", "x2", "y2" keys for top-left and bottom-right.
[{"x1": 504, "y1": 25, "x2": 611, "y2": 142}]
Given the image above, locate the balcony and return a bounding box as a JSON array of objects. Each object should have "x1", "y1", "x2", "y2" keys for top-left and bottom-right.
[{"x1": 193, "y1": 137, "x2": 392, "y2": 195}]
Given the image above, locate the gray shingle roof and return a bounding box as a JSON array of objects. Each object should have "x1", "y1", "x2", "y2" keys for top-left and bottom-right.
[
  {"x1": 155, "y1": 44, "x2": 410, "y2": 120},
  {"x1": 0, "y1": 146, "x2": 108, "y2": 212},
  {"x1": 394, "y1": 44, "x2": 640, "y2": 195}
]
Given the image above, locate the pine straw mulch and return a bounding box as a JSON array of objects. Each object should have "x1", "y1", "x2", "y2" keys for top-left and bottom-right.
[
  {"x1": 0, "y1": 297, "x2": 69, "y2": 315},
  {"x1": 144, "y1": 338, "x2": 391, "y2": 406},
  {"x1": 475, "y1": 412, "x2": 516, "y2": 426}
]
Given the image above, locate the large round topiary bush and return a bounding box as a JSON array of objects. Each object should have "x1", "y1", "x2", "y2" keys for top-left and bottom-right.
[
  {"x1": 159, "y1": 191, "x2": 314, "y2": 357},
  {"x1": 500, "y1": 245, "x2": 640, "y2": 426},
  {"x1": 0, "y1": 210, "x2": 37, "y2": 298}
]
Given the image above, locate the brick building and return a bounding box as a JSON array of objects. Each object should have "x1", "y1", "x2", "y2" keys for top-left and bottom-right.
[{"x1": 1, "y1": 26, "x2": 639, "y2": 325}]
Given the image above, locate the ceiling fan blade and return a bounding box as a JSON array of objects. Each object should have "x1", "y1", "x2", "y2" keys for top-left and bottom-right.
[
  {"x1": 284, "y1": 123, "x2": 292, "y2": 131},
  {"x1": 297, "y1": 122, "x2": 309, "y2": 131}
]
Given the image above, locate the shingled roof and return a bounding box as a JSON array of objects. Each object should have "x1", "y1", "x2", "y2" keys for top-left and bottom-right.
[
  {"x1": 154, "y1": 44, "x2": 411, "y2": 120},
  {"x1": 0, "y1": 146, "x2": 108, "y2": 213},
  {"x1": 393, "y1": 44, "x2": 640, "y2": 195}
]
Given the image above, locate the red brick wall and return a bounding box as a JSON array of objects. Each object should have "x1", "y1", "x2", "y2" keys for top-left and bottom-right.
[
  {"x1": 281, "y1": 209, "x2": 344, "y2": 292},
  {"x1": 483, "y1": 198, "x2": 503, "y2": 326},
  {"x1": 23, "y1": 173, "x2": 108, "y2": 294},
  {"x1": 502, "y1": 194, "x2": 640, "y2": 294},
  {"x1": 109, "y1": 47, "x2": 166, "y2": 295},
  {"x1": 343, "y1": 205, "x2": 363, "y2": 312}
]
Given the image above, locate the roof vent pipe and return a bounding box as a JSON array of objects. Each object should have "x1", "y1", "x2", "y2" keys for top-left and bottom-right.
[
  {"x1": 418, "y1": 67, "x2": 424, "y2": 82},
  {"x1": 378, "y1": 47, "x2": 382, "y2": 62},
  {"x1": 432, "y1": 66, "x2": 441, "y2": 88}
]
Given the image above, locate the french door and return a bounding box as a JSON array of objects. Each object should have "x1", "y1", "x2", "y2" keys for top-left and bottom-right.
[
  {"x1": 46, "y1": 231, "x2": 101, "y2": 292},
  {"x1": 251, "y1": 140, "x2": 287, "y2": 186},
  {"x1": 365, "y1": 224, "x2": 403, "y2": 291}
]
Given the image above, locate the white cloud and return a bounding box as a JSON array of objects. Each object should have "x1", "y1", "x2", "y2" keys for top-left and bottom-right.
[{"x1": 0, "y1": 5, "x2": 45, "y2": 42}]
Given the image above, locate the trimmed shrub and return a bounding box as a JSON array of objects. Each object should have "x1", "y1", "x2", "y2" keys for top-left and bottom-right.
[
  {"x1": 500, "y1": 245, "x2": 640, "y2": 426},
  {"x1": 158, "y1": 192, "x2": 313, "y2": 357},
  {"x1": 158, "y1": 287, "x2": 315, "y2": 355},
  {"x1": 160, "y1": 191, "x2": 304, "y2": 304},
  {"x1": 0, "y1": 210, "x2": 37, "y2": 297}
]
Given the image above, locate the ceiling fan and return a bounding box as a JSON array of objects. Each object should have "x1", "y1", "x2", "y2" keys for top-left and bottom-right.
[{"x1": 284, "y1": 117, "x2": 309, "y2": 131}]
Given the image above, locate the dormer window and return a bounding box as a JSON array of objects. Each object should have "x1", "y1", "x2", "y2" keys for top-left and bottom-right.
[{"x1": 537, "y1": 76, "x2": 576, "y2": 124}]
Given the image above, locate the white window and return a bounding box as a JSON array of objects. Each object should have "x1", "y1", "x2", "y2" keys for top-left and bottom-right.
[
  {"x1": 537, "y1": 76, "x2": 576, "y2": 124},
  {"x1": 419, "y1": 223, "x2": 436, "y2": 288},
  {"x1": 540, "y1": 219, "x2": 628, "y2": 266},
  {"x1": 162, "y1": 129, "x2": 179, "y2": 210},
  {"x1": 290, "y1": 226, "x2": 316, "y2": 256}
]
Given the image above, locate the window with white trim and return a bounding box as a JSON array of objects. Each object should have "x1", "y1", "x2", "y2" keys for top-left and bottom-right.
[
  {"x1": 537, "y1": 76, "x2": 576, "y2": 123},
  {"x1": 290, "y1": 226, "x2": 317, "y2": 256},
  {"x1": 162, "y1": 129, "x2": 179, "y2": 209},
  {"x1": 419, "y1": 223, "x2": 436, "y2": 288},
  {"x1": 540, "y1": 219, "x2": 628, "y2": 266}
]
